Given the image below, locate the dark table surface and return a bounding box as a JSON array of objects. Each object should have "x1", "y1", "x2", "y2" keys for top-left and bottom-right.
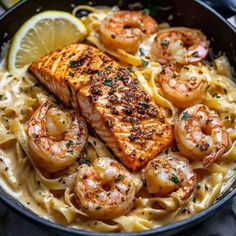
[{"x1": 0, "y1": 3, "x2": 236, "y2": 236}]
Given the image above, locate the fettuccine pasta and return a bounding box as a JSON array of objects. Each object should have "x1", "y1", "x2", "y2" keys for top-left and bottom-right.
[{"x1": 0, "y1": 4, "x2": 235, "y2": 233}]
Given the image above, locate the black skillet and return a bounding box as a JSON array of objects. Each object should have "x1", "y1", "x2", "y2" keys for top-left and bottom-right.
[{"x1": 0, "y1": 0, "x2": 236, "y2": 235}]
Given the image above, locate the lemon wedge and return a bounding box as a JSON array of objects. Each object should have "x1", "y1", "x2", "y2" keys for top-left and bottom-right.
[{"x1": 7, "y1": 10, "x2": 87, "y2": 74}]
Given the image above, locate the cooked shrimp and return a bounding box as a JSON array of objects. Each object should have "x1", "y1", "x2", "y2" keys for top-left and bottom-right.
[
  {"x1": 99, "y1": 11, "x2": 158, "y2": 53},
  {"x1": 74, "y1": 157, "x2": 135, "y2": 219},
  {"x1": 142, "y1": 153, "x2": 196, "y2": 199},
  {"x1": 27, "y1": 100, "x2": 87, "y2": 172},
  {"x1": 175, "y1": 104, "x2": 229, "y2": 166},
  {"x1": 158, "y1": 64, "x2": 208, "y2": 108},
  {"x1": 151, "y1": 27, "x2": 209, "y2": 64}
]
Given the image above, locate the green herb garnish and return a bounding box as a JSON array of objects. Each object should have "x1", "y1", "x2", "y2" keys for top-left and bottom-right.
[
  {"x1": 196, "y1": 144, "x2": 203, "y2": 150},
  {"x1": 66, "y1": 140, "x2": 74, "y2": 148},
  {"x1": 69, "y1": 60, "x2": 78, "y2": 68},
  {"x1": 103, "y1": 79, "x2": 113, "y2": 87},
  {"x1": 115, "y1": 174, "x2": 124, "y2": 182},
  {"x1": 95, "y1": 206, "x2": 102, "y2": 210},
  {"x1": 80, "y1": 159, "x2": 92, "y2": 166},
  {"x1": 191, "y1": 51, "x2": 199, "y2": 57},
  {"x1": 69, "y1": 71, "x2": 75, "y2": 77},
  {"x1": 171, "y1": 175, "x2": 179, "y2": 184},
  {"x1": 181, "y1": 111, "x2": 190, "y2": 120},
  {"x1": 139, "y1": 47, "x2": 145, "y2": 57},
  {"x1": 127, "y1": 67, "x2": 134, "y2": 73},
  {"x1": 161, "y1": 39, "x2": 169, "y2": 46},
  {"x1": 142, "y1": 59, "x2": 149, "y2": 67},
  {"x1": 67, "y1": 150, "x2": 74, "y2": 154},
  {"x1": 224, "y1": 115, "x2": 230, "y2": 120},
  {"x1": 139, "y1": 102, "x2": 149, "y2": 108},
  {"x1": 115, "y1": 76, "x2": 123, "y2": 81},
  {"x1": 129, "y1": 117, "x2": 135, "y2": 129},
  {"x1": 106, "y1": 65, "x2": 113, "y2": 71},
  {"x1": 142, "y1": 8, "x2": 150, "y2": 16}
]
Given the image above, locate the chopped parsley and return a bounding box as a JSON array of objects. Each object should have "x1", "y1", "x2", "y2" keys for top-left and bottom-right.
[
  {"x1": 115, "y1": 174, "x2": 124, "y2": 182},
  {"x1": 69, "y1": 71, "x2": 75, "y2": 77},
  {"x1": 142, "y1": 8, "x2": 150, "y2": 16},
  {"x1": 139, "y1": 47, "x2": 145, "y2": 57},
  {"x1": 0, "y1": 95, "x2": 5, "y2": 101},
  {"x1": 196, "y1": 144, "x2": 209, "y2": 152},
  {"x1": 67, "y1": 150, "x2": 74, "y2": 154},
  {"x1": 181, "y1": 111, "x2": 190, "y2": 120},
  {"x1": 224, "y1": 88, "x2": 228, "y2": 94},
  {"x1": 69, "y1": 60, "x2": 78, "y2": 68},
  {"x1": 142, "y1": 59, "x2": 149, "y2": 67},
  {"x1": 127, "y1": 67, "x2": 134, "y2": 73},
  {"x1": 106, "y1": 65, "x2": 113, "y2": 71},
  {"x1": 115, "y1": 76, "x2": 123, "y2": 81},
  {"x1": 65, "y1": 140, "x2": 74, "y2": 148},
  {"x1": 79, "y1": 159, "x2": 92, "y2": 166},
  {"x1": 103, "y1": 79, "x2": 113, "y2": 87},
  {"x1": 164, "y1": 149, "x2": 169, "y2": 154},
  {"x1": 171, "y1": 175, "x2": 179, "y2": 184},
  {"x1": 129, "y1": 117, "x2": 135, "y2": 129},
  {"x1": 95, "y1": 206, "x2": 102, "y2": 210},
  {"x1": 161, "y1": 39, "x2": 169, "y2": 46},
  {"x1": 224, "y1": 115, "x2": 230, "y2": 120},
  {"x1": 196, "y1": 144, "x2": 203, "y2": 150},
  {"x1": 139, "y1": 102, "x2": 149, "y2": 108},
  {"x1": 215, "y1": 94, "x2": 221, "y2": 99},
  {"x1": 191, "y1": 51, "x2": 199, "y2": 58}
]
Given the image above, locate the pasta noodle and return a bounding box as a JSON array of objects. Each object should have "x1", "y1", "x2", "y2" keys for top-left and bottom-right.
[{"x1": 0, "y1": 4, "x2": 235, "y2": 234}]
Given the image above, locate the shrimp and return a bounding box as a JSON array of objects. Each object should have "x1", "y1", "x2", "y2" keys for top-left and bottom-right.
[
  {"x1": 142, "y1": 153, "x2": 196, "y2": 199},
  {"x1": 74, "y1": 157, "x2": 135, "y2": 219},
  {"x1": 151, "y1": 27, "x2": 209, "y2": 64},
  {"x1": 99, "y1": 11, "x2": 158, "y2": 54},
  {"x1": 175, "y1": 104, "x2": 229, "y2": 166},
  {"x1": 27, "y1": 100, "x2": 87, "y2": 172},
  {"x1": 158, "y1": 64, "x2": 208, "y2": 108}
]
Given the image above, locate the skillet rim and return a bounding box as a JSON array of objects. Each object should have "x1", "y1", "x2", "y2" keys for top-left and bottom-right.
[{"x1": 0, "y1": 0, "x2": 236, "y2": 235}]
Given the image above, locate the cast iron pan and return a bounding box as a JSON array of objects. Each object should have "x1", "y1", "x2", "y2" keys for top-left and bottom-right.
[{"x1": 0, "y1": 0, "x2": 236, "y2": 235}]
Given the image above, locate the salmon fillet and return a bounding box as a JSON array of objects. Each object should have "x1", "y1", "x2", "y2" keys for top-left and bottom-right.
[{"x1": 29, "y1": 43, "x2": 174, "y2": 170}]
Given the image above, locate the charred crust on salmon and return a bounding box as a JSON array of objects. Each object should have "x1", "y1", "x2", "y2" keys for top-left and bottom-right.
[{"x1": 29, "y1": 43, "x2": 174, "y2": 170}]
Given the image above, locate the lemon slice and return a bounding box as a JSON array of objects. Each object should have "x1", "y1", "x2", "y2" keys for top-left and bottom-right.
[{"x1": 7, "y1": 10, "x2": 87, "y2": 73}]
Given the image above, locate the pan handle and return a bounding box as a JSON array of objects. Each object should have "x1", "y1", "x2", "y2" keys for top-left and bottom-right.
[{"x1": 201, "y1": 0, "x2": 236, "y2": 18}]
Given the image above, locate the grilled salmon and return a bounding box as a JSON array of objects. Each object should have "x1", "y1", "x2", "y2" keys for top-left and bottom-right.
[{"x1": 29, "y1": 43, "x2": 174, "y2": 170}]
